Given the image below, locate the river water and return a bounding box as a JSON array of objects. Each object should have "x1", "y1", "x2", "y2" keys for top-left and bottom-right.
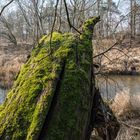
[
  {"x1": 0, "y1": 76, "x2": 140, "y2": 103},
  {"x1": 97, "y1": 75, "x2": 140, "y2": 100}
]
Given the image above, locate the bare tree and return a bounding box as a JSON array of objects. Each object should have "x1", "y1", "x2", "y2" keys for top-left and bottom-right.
[{"x1": 0, "y1": 16, "x2": 17, "y2": 45}]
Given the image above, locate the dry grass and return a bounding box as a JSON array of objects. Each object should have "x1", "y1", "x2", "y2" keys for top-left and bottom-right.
[
  {"x1": 0, "y1": 43, "x2": 31, "y2": 89},
  {"x1": 110, "y1": 90, "x2": 140, "y2": 118},
  {"x1": 115, "y1": 119, "x2": 140, "y2": 140},
  {"x1": 0, "y1": 62, "x2": 22, "y2": 89},
  {"x1": 94, "y1": 36, "x2": 140, "y2": 74},
  {"x1": 110, "y1": 90, "x2": 131, "y2": 118},
  {"x1": 110, "y1": 91, "x2": 140, "y2": 140}
]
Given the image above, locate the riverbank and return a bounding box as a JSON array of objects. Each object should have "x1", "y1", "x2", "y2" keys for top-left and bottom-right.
[
  {"x1": 94, "y1": 36, "x2": 140, "y2": 75},
  {"x1": 100, "y1": 47, "x2": 140, "y2": 75}
]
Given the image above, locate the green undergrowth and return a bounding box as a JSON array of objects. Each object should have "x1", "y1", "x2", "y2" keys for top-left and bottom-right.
[{"x1": 0, "y1": 17, "x2": 100, "y2": 140}]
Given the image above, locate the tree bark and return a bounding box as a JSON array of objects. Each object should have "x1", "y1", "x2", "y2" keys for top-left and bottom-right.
[{"x1": 0, "y1": 17, "x2": 119, "y2": 140}]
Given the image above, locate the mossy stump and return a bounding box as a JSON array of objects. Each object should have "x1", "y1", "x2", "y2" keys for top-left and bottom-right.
[{"x1": 0, "y1": 17, "x2": 119, "y2": 140}]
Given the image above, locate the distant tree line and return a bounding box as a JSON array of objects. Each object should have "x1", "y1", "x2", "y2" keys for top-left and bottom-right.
[{"x1": 0, "y1": 0, "x2": 140, "y2": 46}]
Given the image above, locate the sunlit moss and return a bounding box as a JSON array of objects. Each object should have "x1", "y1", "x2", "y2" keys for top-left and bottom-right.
[
  {"x1": 0, "y1": 17, "x2": 100, "y2": 139},
  {"x1": 0, "y1": 31, "x2": 72, "y2": 139}
]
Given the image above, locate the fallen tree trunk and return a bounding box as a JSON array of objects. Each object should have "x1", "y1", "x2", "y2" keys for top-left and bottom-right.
[{"x1": 0, "y1": 17, "x2": 119, "y2": 140}]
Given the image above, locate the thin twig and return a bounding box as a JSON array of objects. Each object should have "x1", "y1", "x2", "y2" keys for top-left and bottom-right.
[
  {"x1": 58, "y1": 0, "x2": 62, "y2": 31},
  {"x1": 69, "y1": 0, "x2": 98, "y2": 13},
  {"x1": 119, "y1": 120, "x2": 140, "y2": 131},
  {"x1": 0, "y1": 0, "x2": 14, "y2": 17},
  {"x1": 16, "y1": 0, "x2": 31, "y2": 27},
  {"x1": 31, "y1": 0, "x2": 60, "y2": 63},
  {"x1": 112, "y1": 5, "x2": 140, "y2": 34},
  {"x1": 93, "y1": 42, "x2": 118, "y2": 58},
  {"x1": 49, "y1": 0, "x2": 59, "y2": 51},
  {"x1": 63, "y1": 0, "x2": 81, "y2": 34}
]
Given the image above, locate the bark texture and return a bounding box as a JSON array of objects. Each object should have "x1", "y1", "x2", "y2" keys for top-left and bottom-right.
[{"x1": 0, "y1": 17, "x2": 119, "y2": 140}]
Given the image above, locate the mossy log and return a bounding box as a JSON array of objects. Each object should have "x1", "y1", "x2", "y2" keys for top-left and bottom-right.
[{"x1": 0, "y1": 17, "x2": 119, "y2": 140}]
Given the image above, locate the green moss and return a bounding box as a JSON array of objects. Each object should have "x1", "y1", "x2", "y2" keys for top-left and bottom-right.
[
  {"x1": 38, "y1": 35, "x2": 48, "y2": 44},
  {"x1": 0, "y1": 17, "x2": 100, "y2": 140},
  {"x1": 41, "y1": 29, "x2": 94, "y2": 140},
  {"x1": 0, "y1": 32, "x2": 73, "y2": 139},
  {"x1": 80, "y1": 16, "x2": 100, "y2": 42}
]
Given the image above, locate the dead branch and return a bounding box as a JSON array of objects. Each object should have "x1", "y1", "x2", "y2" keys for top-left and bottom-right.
[
  {"x1": 16, "y1": 0, "x2": 31, "y2": 27},
  {"x1": 49, "y1": 0, "x2": 59, "y2": 51},
  {"x1": 119, "y1": 120, "x2": 140, "y2": 131},
  {"x1": 0, "y1": 0, "x2": 14, "y2": 17},
  {"x1": 93, "y1": 42, "x2": 118, "y2": 58},
  {"x1": 112, "y1": 5, "x2": 140, "y2": 34},
  {"x1": 63, "y1": 0, "x2": 81, "y2": 34}
]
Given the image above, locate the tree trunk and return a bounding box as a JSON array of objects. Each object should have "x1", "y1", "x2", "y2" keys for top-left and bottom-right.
[{"x1": 0, "y1": 17, "x2": 119, "y2": 140}]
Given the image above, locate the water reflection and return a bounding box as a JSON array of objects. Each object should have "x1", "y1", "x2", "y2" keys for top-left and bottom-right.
[{"x1": 96, "y1": 75, "x2": 140, "y2": 99}]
